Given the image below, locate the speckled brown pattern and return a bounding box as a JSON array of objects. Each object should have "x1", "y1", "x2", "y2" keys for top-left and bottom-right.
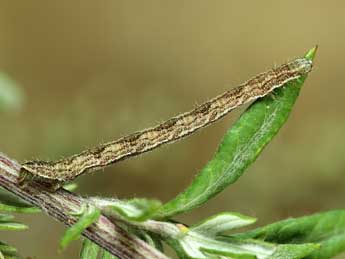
[{"x1": 20, "y1": 58, "x2": 313, "y2": 191}]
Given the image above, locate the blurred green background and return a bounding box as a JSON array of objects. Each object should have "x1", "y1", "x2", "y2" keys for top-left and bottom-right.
[{"x1": 0, "y1": 1, "x2": 344, "y2": 258}]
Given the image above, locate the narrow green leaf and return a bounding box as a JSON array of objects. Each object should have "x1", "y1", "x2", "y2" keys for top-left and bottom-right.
[
  {"x1": 206, "y1": 236, "x2": 319, "y2": 259},
  {"x1": 0, "y1": 241, "x2": 17, "y2": 257},
  {"x1": 236, "y1": 210, "x2": 345, "y2": 259},
  {"x1": 80, "y1": 239, "x2": 119, "y2": 259},
  {"x1": 92, "y1": 198, "x2": 161, "y2": 222},
  {"x1": 69, "y1": 203, "x2": 88, "y2": 217},
  {"x1": 0, "y1": 214, "x2": 14, "y2": 222},
  {"x1": 144, "y1": 233, "x2": 164, "y2": 252},
  {"x1": 80, "y1": 239, "x2": 100, "y2": 259},
  {"x1": 268, "y1": 244, "x2": 320, "y2": 259},
  {"x1": 0, "y1": 241, "x2": 17, "y2": 253},
  {"x1": 200, "y1": 238, "x2": 272, "y2": 259},
  {"x1": 102, "y1": 249, "x2": 119, "y2": 259},
  {"x1": 169, "y1": 232, "x2": 276, "y2": 259},
  {"x1": 0, "y1": 203, "x2": 40, "y2": 214},
  {"x1": 63, "y1": 183, "x2": 78, "y2": 192},
  {"x1": 154, "y1": 47, "x2": 317, "y2": 219},
  {"x1": 60, "y1": 205, "x2": 100, "y2": 251},
  {"x1": 0, "y1": 188, "x2": 38, "y2": 210},
  {"x1": 130, "y1": 228, "x2": 164, "y2": 252},
  {"x1": 0, "y1": 222, "x2": 28, "y2": 231},
  {"x1": 190, "y1": 212, "x2": 256, "y2": 237}
]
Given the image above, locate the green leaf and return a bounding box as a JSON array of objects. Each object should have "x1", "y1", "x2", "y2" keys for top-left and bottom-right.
[
  {"x1": 0, "y1": 214, "x2": 14, "y2": 222},
  {"x1": 63, "y1": 183, "x2": 78, "y2": 192},
  {"x1": 168, "y1": 232, "x2": 276, "y2": 259},
  {"x1": 154, "y1": 47, "x2": 317, "y2": 219},
  {"x1": 199, "y1": 236, "x2": 318, "y2": 259},
  {"x1": 92, "y1": 198, "x2": 161, "y2": 222},
  {"x1": 0, "y1": 203, "x2": 40, "y2": 214},
  {"x1": 0, "y1": 188, "x2": 38, "y2": 209},
  {"x1": 80, "y1": 239, "x2": 119, "y2": 259},
  {"x1": 0, "y1": 221, "x2": 28, "y2": 231},
  {"x1": 236, "y1": 210, "x2": 345, "y2": 259},
  {"x1": 204, "y1": 241, "x2": 318, "y2": 259},
  {"x1": 200, "y1": 238, "x2": 274, "y2": 259},
  {"x1": 60, "y1": 204, "x2": 100, "y2": 251},
  {"x1": 267, "y1": 244, "x2": 320, "y2": 259},
  {"x1": 0, "y1": 72, "x2": 24, "y2": 112},
  {"x1": 102, "y1": 249, "x2": 119, "y2": 259},
  {"x1": 0, "y1": 241, "x2": 17, "y2": 257},
  {"x1": 190, "y1": 212, "x2": 256, "y2": 237},
  {"x1": 142, "y1": 232, "x2": 164, "y2": 252},
  {"x1": 219, "y1": 237, "x2": 320, "y2": 259},
  {"x1": 80, "y1": 239, "x2": 100, "y2": 259}
]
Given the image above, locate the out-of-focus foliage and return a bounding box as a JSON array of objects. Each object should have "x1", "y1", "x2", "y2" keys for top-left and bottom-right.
[
  {"x1": 0, "y1": 73, "x2": 23, "y2": 112},
  {"x1": 0, "y1": 188, "x2": 39, "y2": 258}
]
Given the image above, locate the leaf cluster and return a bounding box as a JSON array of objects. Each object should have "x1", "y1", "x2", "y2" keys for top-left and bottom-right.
[{"x1": 0, "y1": 189, "x2": 39, "y2": 259}]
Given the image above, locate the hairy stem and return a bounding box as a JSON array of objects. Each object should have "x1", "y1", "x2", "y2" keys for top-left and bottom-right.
[{"x1": 0, "y1": 152, "x2": 168, "y2": 259}]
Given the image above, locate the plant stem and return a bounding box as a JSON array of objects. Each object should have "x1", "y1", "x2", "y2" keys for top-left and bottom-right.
[{"x1": 0, "y1": 152, "x2": 168, "y2": 259}]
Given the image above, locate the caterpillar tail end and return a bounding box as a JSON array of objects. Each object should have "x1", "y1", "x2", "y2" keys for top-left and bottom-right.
[{"x1": 18, "y1": 166, "x2": 64, "y2": 192}]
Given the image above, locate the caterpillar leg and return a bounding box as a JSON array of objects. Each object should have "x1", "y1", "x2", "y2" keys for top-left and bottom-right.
[{"x1": 18, "y1": 167, "x2": 64, "y2": 192}]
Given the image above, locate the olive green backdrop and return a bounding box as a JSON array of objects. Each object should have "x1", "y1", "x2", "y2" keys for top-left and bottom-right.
[{"x1": 0, "y1": 1, "x2": 344, "y2": 258}]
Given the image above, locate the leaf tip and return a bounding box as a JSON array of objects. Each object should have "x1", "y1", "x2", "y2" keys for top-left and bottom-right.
[{"x1": 305, "y1": 45, "x2": 318, "y2": 61}]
